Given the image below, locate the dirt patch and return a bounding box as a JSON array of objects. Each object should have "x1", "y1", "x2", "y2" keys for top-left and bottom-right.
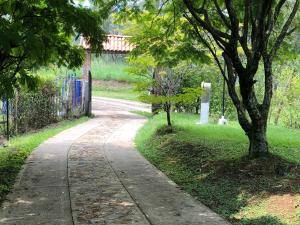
[
  {"x1": 211, "y1": 155, "x2": 300, "y2": 179},
  {"x1": 93, "y1": 80, "x2": 132, "y2": 88},
  {"x1": 268, "y1": 194, "x2": 300, "y2": 220},
  {"x1": 155, "y1": 134, "x2": 300, "y2": 181},
  {"x1": 156, "y1": 125, "x2": 175, "y2": 135}
]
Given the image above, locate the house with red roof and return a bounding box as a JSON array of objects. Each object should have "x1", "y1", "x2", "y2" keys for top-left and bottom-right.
[{"x1": 80, "y1": 35, "x2": 135, "y2": 79}]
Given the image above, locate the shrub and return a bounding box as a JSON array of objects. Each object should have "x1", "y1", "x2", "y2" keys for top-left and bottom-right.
[{"x1": 11, "y1": 81, "x2": 58, "y2": 134}]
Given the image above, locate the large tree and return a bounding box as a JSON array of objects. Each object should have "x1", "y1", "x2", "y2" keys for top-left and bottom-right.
[
  {"x1": 0, "y1": 0, "x2": 113, "y2": 97},
  {"x1": 182, "y1": 0, "x2": 299, "y2": 157},
  {"x1": 118, "y1": 0, "x2": 299, "y2": 157}
]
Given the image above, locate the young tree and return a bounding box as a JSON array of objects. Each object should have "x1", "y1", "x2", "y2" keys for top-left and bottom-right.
[
  {"x1": 0, "y1": 0, "x2": 113, "y2": 98},
  {"x1": 116, "y1": 8, "x2": 207, "y2": 125},
  {"x1": 127, "y1": 54, "x2": 202, "y2": 127}
]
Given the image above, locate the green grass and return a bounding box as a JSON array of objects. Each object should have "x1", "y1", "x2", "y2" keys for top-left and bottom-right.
[
  {"x1": 130, "y1": 110, "x2": 153, "y2": 118},
  {"x1": 93, "y1": 86, "x2": 140, "y2": 101},
  {"x1": 35, "y1": 55, "x2": 137, "y2": 83},
  {"x1": 91, "y1": 56, "x2": 138, "y2": 83},
  {"x1": 135, "y1": 112, "x2": 300, "y2": 225},
  {"x1": 0, "y1": 117, "x2": 89, "y2": 203}
]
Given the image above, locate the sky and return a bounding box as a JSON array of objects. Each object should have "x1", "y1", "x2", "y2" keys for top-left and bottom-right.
[
  {"x1": 81, "y1": 0, "x2": 91, "y2": 7},
  {"x1": 74, "y1": 0, "x2": 91, "y2": 8}
]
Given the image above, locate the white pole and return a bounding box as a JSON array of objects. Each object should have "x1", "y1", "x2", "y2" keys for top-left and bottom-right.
[{"x1": 198, "y1": 82, "x2": 211, "y2": 124}]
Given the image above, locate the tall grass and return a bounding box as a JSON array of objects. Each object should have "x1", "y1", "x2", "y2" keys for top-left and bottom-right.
[
  {"x1": 35, "y1": 54, "x2": 137, "y2": 83},
  {"x1": 91, "y1": 54, "x2": 137, "y2": 83}
]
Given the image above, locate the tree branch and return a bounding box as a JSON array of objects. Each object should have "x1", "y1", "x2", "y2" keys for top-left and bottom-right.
[
  {"x1": 262, "y1": 54, "x2": 273, "y2": 118},
  {"x1": 223, "y1": 52, "x2": 251, "y2": 133},
  {"x1": 150, "y1": 0, "x2": 170, "y2": 28},
  {"x1": 224, "y1": 0, "x2": 239, "y2": 36},
  {"x1": 269, "y1": 0, "x2": 299, "y2": 60},
  {"x1": 267, "y1": 0, "x2": 287, "y2": 35},
  {"x1": 183, "y1": 14, "x2": 228, "y2": 82},
  {"x1": 183, "y1": 0, "x2": 230, "y2": 46},
  {"x1": 212, "y1": 0, "x2": 231, "y2": 29},
  {"x1": 240, "y1": 0, "x2": 251, "y2": 59}
]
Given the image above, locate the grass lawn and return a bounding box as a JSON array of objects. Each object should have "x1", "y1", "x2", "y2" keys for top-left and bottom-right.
[
  {"x1": 92, "y1": 82, "x2": 140, "y2": 101},
  {"x1": 0, "y1": 117, "x2": 89, "y2": 203},
  {"x1": 135, "y1": 112, "x2": 300, "y2": 225}
]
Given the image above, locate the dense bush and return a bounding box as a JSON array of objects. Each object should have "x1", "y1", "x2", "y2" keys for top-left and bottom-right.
[{"x1": 11, "y1": 82, "x2": 58, "y2": 134}]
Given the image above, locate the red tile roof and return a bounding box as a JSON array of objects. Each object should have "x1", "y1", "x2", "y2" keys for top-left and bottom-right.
[{"x1": 80, "y1": 35, "x2": 135, "y2": 53}]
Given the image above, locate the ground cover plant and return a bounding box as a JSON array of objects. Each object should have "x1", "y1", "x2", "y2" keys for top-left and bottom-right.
[
  {"x1": 0, "y1": 117, "x2": 88, "y2": 203},
  {"x1": 135, "y1": 112, "x2": 300, "y2": 225}
]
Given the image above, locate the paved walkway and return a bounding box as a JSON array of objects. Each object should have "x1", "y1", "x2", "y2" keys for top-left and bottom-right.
[{"x1": 0, "y1": 97, "x2": 230, "y2": 225}]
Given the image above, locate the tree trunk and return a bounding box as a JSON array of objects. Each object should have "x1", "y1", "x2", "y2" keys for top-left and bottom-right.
[
  {"x1": 247, "y1": 121, "x2": 269, "y2": 158},
  {"x1": 195, "y1": 97, "x2": 200, "y2": 114},
  {"x1": 222, "y1": 51, "x2": 273, "y2": 158},
  {"x1": 151, "y1": 68, "x2": 161, "y2": 115},
  {"x1": 151, "y1": 103, "x2": 161, "y2": 115},
  {"x1": 274, "y1": 100, "x2": 284, "y2": 125},
  {"x1": 225, "y1": 70, "x2": 270, "y2": 158},
  {"x1": 165, "y1": 104, "x2": 172, "y2": 126}
]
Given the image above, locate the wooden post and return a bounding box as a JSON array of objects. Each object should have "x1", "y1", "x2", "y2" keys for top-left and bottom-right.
[
  {"x1": 82, "y1": 49, "x2": 91, "y2": 80},
  {"x1": 86, "y1": 70, "x2": 92, "y2": 117},
  {"x1": 6, "y1": 99, "x2": 9, "y2": 141}
]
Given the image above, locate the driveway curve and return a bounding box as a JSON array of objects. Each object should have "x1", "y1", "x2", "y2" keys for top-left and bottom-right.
[{"x1": 0, "y1": 97, "x2": 230, "y2": 225}]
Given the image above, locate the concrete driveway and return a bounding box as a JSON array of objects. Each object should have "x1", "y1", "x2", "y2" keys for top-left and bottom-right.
[{"x1": 0, "y1": 97, "x2": 230, "y2": 225}]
